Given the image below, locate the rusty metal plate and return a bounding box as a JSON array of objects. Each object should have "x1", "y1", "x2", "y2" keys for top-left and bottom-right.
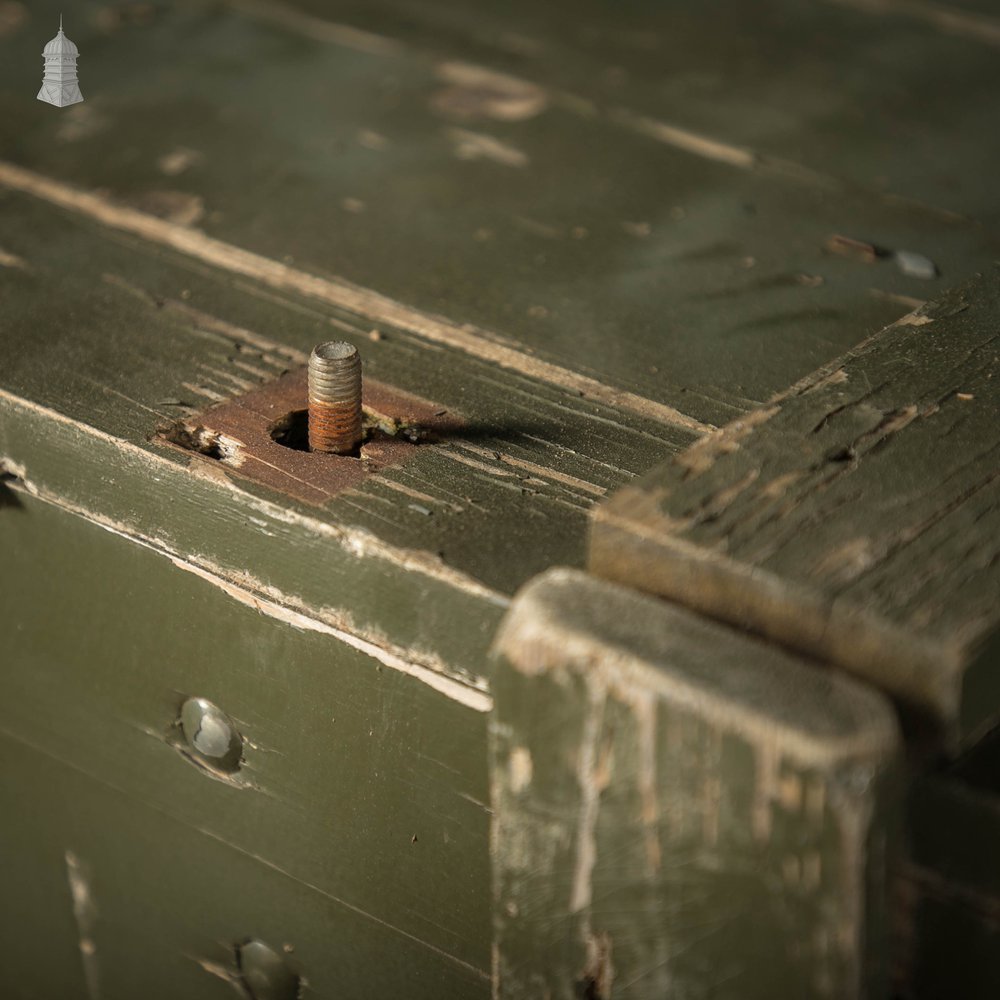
[{"x1": 159, "y1": 369, "x2": 460, "y2": 505}]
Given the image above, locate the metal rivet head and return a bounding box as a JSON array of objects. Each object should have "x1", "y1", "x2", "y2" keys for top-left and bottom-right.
[
  {"x1": 179, "y1": 697, "x2": 242, "y2": 773},
  {"x1": 237, "y1": 939, "x2": 300, "y2": 1000}
]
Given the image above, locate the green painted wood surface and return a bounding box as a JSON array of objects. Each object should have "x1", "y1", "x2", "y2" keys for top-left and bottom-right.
[
  {"x1": 4, "y1": 0, "x2": 1000, "y2": 431},
  {"x1": 258, "y1": 0, "x2": 1000, "y2": 224},
  {"x1": 2, "y1": 0, "x2": 1000, "y2": 995},
  {"x1": 0, "y1": 183, "x2": 687, "y2": 705},
  {"x1": 0, "y1": 490, "x2": 491, "y2": 995},
  {"x1": 592, "y1": 272, "x2": 1000, "y2": 746},
  {"x1": 490, "y1": 568, "x2": 900, "y2": 1000},
  {"x1": 0, "y1": 729, "x2": 489, "y2": 1000}
]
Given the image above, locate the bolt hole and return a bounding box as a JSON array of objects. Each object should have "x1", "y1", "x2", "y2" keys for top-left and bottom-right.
[{"x1": 269, "y1": 408, "x2": 312, "y2": 452}]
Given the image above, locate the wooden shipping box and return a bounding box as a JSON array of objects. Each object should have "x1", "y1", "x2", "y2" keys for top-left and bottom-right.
[{"x1": 1, "y1": 1, "x2": 999, "y2": 997}]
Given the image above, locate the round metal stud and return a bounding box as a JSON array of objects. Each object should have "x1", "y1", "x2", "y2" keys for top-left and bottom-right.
[
  {"x1": 179, "y1": 697, "x2": 242, "y2": 773},
  {"x1": 237, "y1": 939, "x2": 300, "y2": 1000}
]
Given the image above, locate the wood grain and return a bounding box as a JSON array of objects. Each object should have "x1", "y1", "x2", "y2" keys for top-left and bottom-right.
[
  {"x1": 490, "y1": 568, "x2": 900, "y2": 999},
  {"x1": 591, "y1": 271, "x2": 1000, "y2": 745}
]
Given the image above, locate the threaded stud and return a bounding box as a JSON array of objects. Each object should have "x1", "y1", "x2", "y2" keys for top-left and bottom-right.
[{"x1": 307, "y1": 341, "x2": 363, "y2": 454}]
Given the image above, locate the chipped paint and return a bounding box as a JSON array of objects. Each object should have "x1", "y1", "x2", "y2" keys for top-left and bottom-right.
[
  {"x1": 158, "y1": 147, "x2": 202, "y2": 176},
  {"x1": 611, "y1": 107, "x2": 756, "y2": 169},
  {"x1": 632, "y1": 693, "x2": 661, "y2": 872},
  {"x1": 0, "y1": 247, "x2": 28, "y2": 270},
  {"x1": 0, "y1": 389, "x2": 504, "y2": 603},
  {"x1": 433, "y1": 62, "x2": 548, "y2": 121},
  {"x1": 508, "y1": 746, "x2": 533, "y2": 794},
  {"x1": 172, "y1": 558, "x2": 493, "y2": 712},
  {"x1": 0, "y1": 160, "x2": 710, "y2": 435},
  {"x1": 452, "y1": 442, "x2": 607, "y2": 497},
  {"x1": 495, "y1": 568, "x2": 898, "y2": 774},
  {"x1": 65, "y1": 851, "x2": 100, "y2": 1000},
  {"x1": 569, "y1": 682, "x2": 607, "y2": 915},
  {"x1": 447, "y1": 128, "x2": 528, "y2": 168}
]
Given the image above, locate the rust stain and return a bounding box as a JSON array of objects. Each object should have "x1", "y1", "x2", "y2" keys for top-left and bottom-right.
[{"x1": 159, "y1": 369, "x2": 462, "y2": 505}]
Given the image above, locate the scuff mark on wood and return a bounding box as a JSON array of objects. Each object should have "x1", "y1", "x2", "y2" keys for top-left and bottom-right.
[
  {"x1": 119, "y1": 189, "x2": 205, "y2": 226},
  {"x1": 54, "y1": 103, "x2": 110, "y2": 143},
  {"x1": 580, "y1": 931, "x2": 614, "y2": 1000},
  {"x1": 610, "y1": 107, "x2": 756, "y2": 169},
  {"x1": 1, "y1": 391, "x2": 507, "y2": 675},
  {"x1": 433, "y1": 62, "x2": 548, "y2": 121},
  {"x1": 157, "y1": 147, "x2": 202, "y2": 176},
  {"x1": 65, "y1": 850, "x2": 100, "y2": 1000},
  {"x1": 491, "y1": 569, "x2": 899, "y2": 997},
  {"x1": 168, "y1": 560, "x2": 492, "y2": 712},
  {"x1": 447, "y1": 128, "x2": 528, "y2": 168},
  {"x1": 0, "y1": 247, "x2": 28, "y2": 270},
  {"x1": 570, "y1": 683, "x2": 608, "y2": 915},
  {"x1": 0, "y1": 161, "x2": 709, "y2": 434}
]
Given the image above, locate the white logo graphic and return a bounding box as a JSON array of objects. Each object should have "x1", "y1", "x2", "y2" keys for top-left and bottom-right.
[{"x1": 37, "y1": 16, "x2": 83, "y2": 108}]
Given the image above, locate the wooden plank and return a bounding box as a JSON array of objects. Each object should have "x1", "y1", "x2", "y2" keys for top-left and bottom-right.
[
  {"x1": 490, "y1": 568, "x2": 900, "y2": 999},
  {"x1": 258, "y1": 0, "x2": 1000, "y2": 224},
  {"x1": 591, "y1": 272, "x2": 1000, "y2": 746},
  {"x1": 0, "y1": 490, "x2": 492, "y2": 978},
  {"x1": 4, "y1": 0, "x2": 1000, "y2": 430},
  {"x1": 0, "y1": 189, "x2": 684, "y2": 689}
]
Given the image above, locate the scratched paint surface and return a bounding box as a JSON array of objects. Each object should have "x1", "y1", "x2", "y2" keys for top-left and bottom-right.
[
  {"x1": 0, "y1": 188, "x2": 680, "y2": 618},
  {"x1": 0, "y1": 732, "x2": 490, "y2": 998},
  {"x1": 0, "y1": 492, "x2": 492, "y2": 993},
  {"x1": 490, "y1": 569, "x2": 900, "y2": 999},
  {"x1": 2, "y1": 0, "x2": 999, "y2": 428},
  {"x1": 1, "y1": 2, "x2": 999, "y2": 994}
]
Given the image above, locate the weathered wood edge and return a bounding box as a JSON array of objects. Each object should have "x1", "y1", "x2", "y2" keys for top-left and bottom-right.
[
  {"x1": 590, "y1": 272, "x2": 1000, "y2": 747},
  {"x1": 489, "y1": 567, "x2": 900, "y2": 999},
  {"x1": 0, "y1": 389, "x2": 500, "y2": 706}
]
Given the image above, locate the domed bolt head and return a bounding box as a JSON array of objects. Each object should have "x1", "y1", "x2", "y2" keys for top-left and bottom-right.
[
  {"x1": 237, "y1": 939, "x2": 301, "y2": 1000},
  {"x1": 179, "y1": 697, "x2": 242, "y2": 773}
]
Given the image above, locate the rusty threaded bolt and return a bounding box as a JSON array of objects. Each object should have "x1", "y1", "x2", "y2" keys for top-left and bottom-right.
[{"x1": 308, "y1": 341, "x2": 363, "y2": 454}]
